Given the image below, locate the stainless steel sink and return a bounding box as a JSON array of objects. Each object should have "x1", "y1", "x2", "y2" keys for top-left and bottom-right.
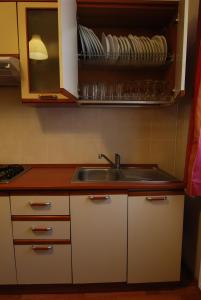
[{"x1": 72, "y1": 167, "x2": 178, "y2": 182}]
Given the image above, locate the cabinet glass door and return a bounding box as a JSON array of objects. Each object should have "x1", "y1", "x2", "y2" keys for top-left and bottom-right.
[
  {"x1": 18, "y1": 2, "x2": 78, "y2": 103},
  {"x1": 27, "y1": 9, "x2": 60, "y2": 94}
]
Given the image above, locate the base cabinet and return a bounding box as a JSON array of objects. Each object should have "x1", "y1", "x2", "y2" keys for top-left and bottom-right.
[
  {"x1": 128, "y1": 194, "x2": 184, "y2": 283},
  {"x1": 0, "y1": 196, "x2": 17, "y2": 284},
  {"x1": 10, "y1": 193, "x2": 72, "y2": 284},
  {"x1": 70, "y1": 194, "x2": 127, "y2": 283},
  {"x1": 15, "y1": 244, "x2": 72, "y2": 284}
]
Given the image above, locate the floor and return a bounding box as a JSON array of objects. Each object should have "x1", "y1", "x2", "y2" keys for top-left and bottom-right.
[{"x1": 0, "y1": 283, "x2": 201, "y2": 300}]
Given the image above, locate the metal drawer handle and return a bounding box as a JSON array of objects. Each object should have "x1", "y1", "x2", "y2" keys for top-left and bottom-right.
[
  {"x1": 29, "y1": 202, "x2": 52, "y2": 208},
  {"x1": 146, "y1": 196, "x2": 167, "y2": 201},
  {"x1": 31, "y1": 226, "x2": 52, "y2": 232},
  {"x1": 88, "y1": 195, "x2": 110, "y2": 200},
  {"x1": 32, "y1": 245, "x2": 53, "y2": 251}
]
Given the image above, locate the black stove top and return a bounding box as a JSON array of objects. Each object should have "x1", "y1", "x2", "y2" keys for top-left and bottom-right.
[{"x1": 0, "y1": 165, "x2": 26, "y2": 183}]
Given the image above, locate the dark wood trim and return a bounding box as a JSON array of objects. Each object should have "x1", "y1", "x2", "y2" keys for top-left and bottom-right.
[
  {"x1": 3, "y1": 0, "x2": 56, "y2": 2},
  {"x1": 21, "y1": 99, "x2": 78, "y2": 105},
  {"x1": 10, "y1": 191, "x2": 69, "y2": 196},
  {"x1": 14, "y1": 239, "x2": 71, "y2": 245},
  {"x1": 70, "y1": 191, "x2": 128, "y2": 195},
  {"x1": 12, "y1": 215, "x2": 71, "y2": 221},
  {"x1": 77, "y1": 1, "x2": 178, "y2": 7},
  {"x1": 0, "y1": 192, "x2": 9, "y2": 197},
  {"x1": 128, "y1": 190, "x2": 184, "y2": 196},
  {"x1": 60, "y1": 88, "x2": 79, "y2": 103},
  {"x1": 0, "y1": 54, "x2": 19, "y2": 58}
]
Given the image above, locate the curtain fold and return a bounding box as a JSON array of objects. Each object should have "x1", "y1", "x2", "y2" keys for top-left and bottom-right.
[{"x1": 186, "y1": 4, "x2": 201, "y2": 196}]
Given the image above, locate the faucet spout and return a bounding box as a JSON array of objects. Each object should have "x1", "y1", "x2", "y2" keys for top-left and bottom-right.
[{"x1": 98, "y1": 153, "x2": 121, "y2": 169}]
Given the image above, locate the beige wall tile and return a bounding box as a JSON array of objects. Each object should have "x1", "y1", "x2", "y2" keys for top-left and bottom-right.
[{"x1": 150, "y1": 140, "x2": 176, "y2": 174}]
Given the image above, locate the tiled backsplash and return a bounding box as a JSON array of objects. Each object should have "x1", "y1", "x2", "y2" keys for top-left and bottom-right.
[{"x1": 0, "y1": 87, "x2": 189, "y2": 179}]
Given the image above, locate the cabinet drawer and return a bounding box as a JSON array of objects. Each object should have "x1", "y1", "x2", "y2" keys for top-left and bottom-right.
[
  {"x1": 12, "y1": 221, "x2": 70, "y2": 240},
  {"x1": 10, "y1": 195, "x2": 69, "y2": 215},
  {"x1": 15, "y1": 244, "x2": 72, "y2": 284}
]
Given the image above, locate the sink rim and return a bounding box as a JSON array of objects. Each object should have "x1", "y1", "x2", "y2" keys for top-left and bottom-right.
[{"x1": 71, "y1": 166, "x2": 179, "y2": 183}]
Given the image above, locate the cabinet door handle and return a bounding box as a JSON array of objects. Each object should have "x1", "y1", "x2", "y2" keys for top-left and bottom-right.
[
  {"x1": 29, "y1": 202, "x2": 52, "y2": 208},
  {"x1": 32, "y1": 245, "x2": 53, "y2": 251},
  {"x1": 38, "y1": 95, "x2": 58, "y2": 100},
  {"x1": 88, "y1": 195, "x2": 110, "y2": 200},
  {"x1": 146, "y1": 196, "x2": 167, "y2": 201},
  {"x1": 31, "y1": 226, "x2": 52, "y2": 232}
]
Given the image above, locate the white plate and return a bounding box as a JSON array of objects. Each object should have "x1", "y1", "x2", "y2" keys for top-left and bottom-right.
[
  {"x1": 88, "y1": 28, "x2": 104, "y2": 56},
  {"x1": 118, "y1": 37, "x2": 124, "y2": 61},
  {"x1": 160, "y1": 35, "x2": 168, "y2": 62},
  {"x1": 144, "y1": 37, "x2": 153, "y2": 63},
  {"x1": 78, "y1": 25, "x2": 87, "y2": 60},
  {"x1": 153, "y1": 38, "x2": 162, "y2": 64},
  {"x1": 107, "y1": 34, "x2": 116, "y2": 61},
  {"x1": 101, "y1": 32, "x2": 110, "y2": 59},
  {"x1": 153, "y1": 35, "x2": 164, "y2": 63},
  {"x1": 120, "y1": 36, "x2": 128, "y2": 61},
  {"x1": 79, "y1": 25, "x2": 94, "y2": 59},
  {"x1": 113, "y1": 35, "x2": 120, "y2": 60},
  {"x1": 133, "y1": 36, "x2": 143, "y2": 63},
  {"x1": 124, "y1": 37, "x2": 132, "y2": 61},
  {"x1": 128, "y1": 34, "x2": 137, "y2": 62},
  {"x1": 154, "y1": 35, "x2": 168, "y2": 63},
  {"x1": 150, "y1": 38, "x2": 159, "y2": 64},
  {"x1": 82, "y1": 26, "x2": 97, "y2": 58}
]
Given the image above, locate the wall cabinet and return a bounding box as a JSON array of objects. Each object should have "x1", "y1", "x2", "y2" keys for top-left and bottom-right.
[
  {"x1": 15, "y1": 0, "x2": 188, "y2": 106},
  {"x1": 76, "y1": 0, "x2": 188, "y2": 106},
  {"x1": 10, "y1": 194, "x2": 72, "y2": 284},
  {"x1": 0, "y1": 3, "x2": 18, "y2": 55},
  {"x1": 17, "y1": 1, "x2": 78, "y2": 104},
  {"x1": 70, "y1": 193, "x2": 127, "y2": 283},
  {"x1": 128, "y1": 194, "x2": 184, "y2": 283},
  {"x1": 0, "y1": 196, "x2": 16, "y2": 284}
]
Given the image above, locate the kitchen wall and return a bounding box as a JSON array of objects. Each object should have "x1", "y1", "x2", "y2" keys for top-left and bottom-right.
[
  {"x1": 0, "y1": 86, "x2": 181, "y2": 175},
  {"x1": 0, "y1": 0, "x2": 198, "y2": 181}
]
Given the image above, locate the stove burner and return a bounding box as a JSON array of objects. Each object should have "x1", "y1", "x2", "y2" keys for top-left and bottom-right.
[{"x1": 0, "y1": 165, "x2": 26, "y2": 183}]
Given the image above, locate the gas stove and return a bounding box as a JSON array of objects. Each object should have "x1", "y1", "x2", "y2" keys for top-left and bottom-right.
[{"x1": 0, "y1": 165, "x2": 28, "y2": 183}]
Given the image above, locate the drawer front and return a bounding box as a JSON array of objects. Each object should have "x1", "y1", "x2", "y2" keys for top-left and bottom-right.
[
  {"x1": 13, "y1": 221, "x2": 70, "y2": 240},
  {"x1": 15, "y1": 244, "x2": 72, "y2": 284},
  {"x1": 10, "y1": 195, "x2": 69, "y2": 215}
]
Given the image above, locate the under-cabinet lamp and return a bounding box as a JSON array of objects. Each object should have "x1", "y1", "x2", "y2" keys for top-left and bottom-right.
[{"x1": 29, "y1": 34, "x2": 48, "y2": 60}]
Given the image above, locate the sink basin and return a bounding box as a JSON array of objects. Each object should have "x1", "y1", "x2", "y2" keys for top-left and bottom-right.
[{"x1": 72, "y1": 167, "x2": 178, "y2": 182}]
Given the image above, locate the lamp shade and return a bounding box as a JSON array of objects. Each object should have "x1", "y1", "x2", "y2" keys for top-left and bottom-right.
[{"x1": 29, "y1": 34, "x2": 48, "y2": 60}]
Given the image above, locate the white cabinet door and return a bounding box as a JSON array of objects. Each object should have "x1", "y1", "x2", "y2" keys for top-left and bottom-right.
[
  {"x1": 58, "y1": 0, "x2": 78, "y2": 99},
  {"x1": 71, "y1": 194, "x2": 127, "y2": 283},
  {"x1": 174, "y1": 0, "x2": 189, "y2": 96},
  {"x1": 0, "y1": 3, "x2": 18, "y2": 54},
  {"x1": 128, "y1": 194, "x2": 184, "y2": 283},
  {"x1": 0, "y1": 196, "x2": 16, "y2": 284},
  {"x1": 15, "y1": 244, "x2": 72, "y2": 284}
]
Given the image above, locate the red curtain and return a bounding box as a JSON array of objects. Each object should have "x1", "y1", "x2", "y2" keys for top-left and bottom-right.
[{"x1": 186, "y1": 4, "x2": 201, "y2": 196}]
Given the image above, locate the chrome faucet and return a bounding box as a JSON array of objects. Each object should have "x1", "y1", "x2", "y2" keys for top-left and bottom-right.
[{"x1": 98, "y1": 153, "x2": 121, "y2": 169}]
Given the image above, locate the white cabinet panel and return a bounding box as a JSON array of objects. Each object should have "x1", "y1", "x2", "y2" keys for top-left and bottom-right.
[
  {"x1": 10, "y1": 195, "x2": 69, "y2": 215},
  {"x1": 0, "y1": 196, "x2": 16, "y2": 284},
  {"x1": 128, "y1": 194, "x2": 184, "y2": 283},
  {"x1": 71, "y1": 194, "x2": 127, "y2": 283},
  {"x1": 58, "y1": 0, "x2": 78, "y2": 98},
  {"x1": 13, "y1": 220, "x2": 70, "y2": 240},
  {"x1": 15, "y1": 244, "x2": 72, "y2": 284}
]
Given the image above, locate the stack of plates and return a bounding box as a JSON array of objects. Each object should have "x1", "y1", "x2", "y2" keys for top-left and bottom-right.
[
  {"x1": 78, "y1": 25, "x2": 104, "y2": 60},
  {"x1": 78, "y1": 25, "x2": 168, "y2": 65}
]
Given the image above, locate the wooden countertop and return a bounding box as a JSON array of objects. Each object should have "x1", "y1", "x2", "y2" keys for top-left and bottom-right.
[{"x1": 0, "y1": 165, "x2": 184, "y2": 192}]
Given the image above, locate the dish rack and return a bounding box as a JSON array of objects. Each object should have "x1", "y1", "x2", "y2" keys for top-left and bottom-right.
[{"x1": 78, "y1": 80, "x2": 174, "y2": 105}]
